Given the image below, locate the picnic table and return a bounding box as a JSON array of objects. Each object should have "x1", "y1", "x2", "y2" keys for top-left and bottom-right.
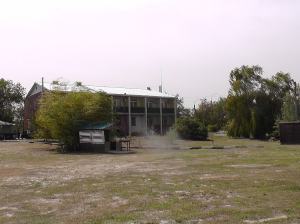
[{"x1": 119, "y1": 140, "x2": 131, "y2": 151}]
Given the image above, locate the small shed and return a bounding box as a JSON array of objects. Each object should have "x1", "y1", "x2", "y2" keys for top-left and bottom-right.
[
  {"x1": 0, "y1": 121, "x2": 15, "y2": 140},
  {"x1": 279, "y1": 121, "x2": 300, "y2": 144},
  {"x1": 79, "y1": 123, "x2": 121, "y2": 152}
]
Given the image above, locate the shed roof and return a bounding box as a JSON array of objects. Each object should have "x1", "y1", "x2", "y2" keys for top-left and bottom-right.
[
  {"x1": 278, "y1": 121, "x2": 300, "y2": 124},
  {"x1": 27, "y1": 82, "x2": 176, "y2": 99},
  {"x1": 80, "y1": 123, "x2": 114, "y2": 130},
  {"x1": 0, "y1": 121, "x2": 15, "y2": 126}
]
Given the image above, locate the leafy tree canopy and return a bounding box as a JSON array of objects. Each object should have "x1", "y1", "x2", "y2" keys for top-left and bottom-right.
[
  {"x1": 172, "y1": 116, "x2": 208, "y2": 140},
  {"x1": 0, "y1": 78, "x2": 25, "y2": 123},
  {"x1": 174, "y1": 93, "x2": 190, "y2": 117},
  {"x1": 193, "y1": 97, "x2": 228, "y2": 131},
  {"x1": 282, "y1": 90, "x2": 300, "y2": 122},
  {"x1": 226, "y1": 65, "x2": 293, "y2": 138},
  {"x1": 33, "y1": 81, "x2": 115, "y2": 149}
]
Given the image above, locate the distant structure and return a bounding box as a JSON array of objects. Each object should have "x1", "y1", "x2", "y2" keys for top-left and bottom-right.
[
  {"x1": 24, "y1": 82, "x2": 177, "y2": 137},
  {"x1": 0, "y1": 120, "x2": 15, "y2": 140},
  {"x1": 279, "y1": 121, "x2": 300, "y2": 144}
]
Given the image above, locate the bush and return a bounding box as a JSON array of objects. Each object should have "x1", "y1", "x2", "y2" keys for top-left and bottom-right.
[
  {"x1": 173, "y1": 116, "x2": 208, "y2": 140},
  {"x1": 207, "y1": 125, "x2": 218, "y2": 132},
  {"x1": 166, "y1": 128, "x2": 178, "y2": 144},
  {"x1": 271, "y1": 122, "x2": 280, "y2": 139}
]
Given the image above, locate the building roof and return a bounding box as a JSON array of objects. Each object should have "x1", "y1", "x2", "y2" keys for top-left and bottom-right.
[
  {"x1": 27, "y1": 82, "x2": 176, "y2": 99},
  {"x1": 0, "y1": 121, "x2": 15, "y2": 126}
]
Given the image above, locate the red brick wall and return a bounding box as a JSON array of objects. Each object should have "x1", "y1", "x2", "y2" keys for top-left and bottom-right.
[{"x1": 24, "y1": 92, "x2": 42, "y2": 132}]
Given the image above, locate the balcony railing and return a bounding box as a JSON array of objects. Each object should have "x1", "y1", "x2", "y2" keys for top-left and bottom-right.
[
  {"x1": 162, "y1": 108, "x2": 174, "y2": 114},
  {"x1": 131, "y1": 107, "x2": 145, "y2": 113},
  {"x1": 115, "y1": 107, "x2": 128, "y2": 113},
  {"x1": 147, "y1": 108, "x2": 160, "y2": 113},
  {"x1": 115, "y1": 107, "x2": 174, "y2": 114}
]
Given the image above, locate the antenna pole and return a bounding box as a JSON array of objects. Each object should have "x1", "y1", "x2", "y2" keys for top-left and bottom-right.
[{"x1": 161, "y1": 62, "x2": 162, "y2": 87}]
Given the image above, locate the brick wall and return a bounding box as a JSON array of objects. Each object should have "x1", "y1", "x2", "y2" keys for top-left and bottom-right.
[{"x1": 24, "y1": 92, "x2": 42, "y2": 132}]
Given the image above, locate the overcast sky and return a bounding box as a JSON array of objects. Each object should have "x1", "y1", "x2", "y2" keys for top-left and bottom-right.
[{"x1": 1, "y1": 0, "x2": 299, "y2": 108}]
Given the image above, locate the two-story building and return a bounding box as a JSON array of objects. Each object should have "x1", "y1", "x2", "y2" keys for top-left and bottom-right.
[{"x1": 24, "y1": 82, "x2": 177, "y2": 136}]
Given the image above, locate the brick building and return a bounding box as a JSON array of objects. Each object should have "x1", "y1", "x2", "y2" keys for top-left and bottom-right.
[{"x1": 24, "y1": 82, "x2": 177, "y2": 136}]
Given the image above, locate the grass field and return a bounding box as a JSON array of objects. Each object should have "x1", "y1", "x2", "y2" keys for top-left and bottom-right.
[{"x1": 0, "y1": 134, "x2": 300, "y2": 223}]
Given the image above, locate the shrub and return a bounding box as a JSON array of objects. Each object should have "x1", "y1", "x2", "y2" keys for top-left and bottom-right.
[
  {"x1": 207, "y1": 125, "x2": 218, "y2": 132},
  {"x1": 173, "y1": 116, "x2": 208, "y2": 140},
  {"x1": 166, "y1": 128, "x2": 178, "y2": 144}
]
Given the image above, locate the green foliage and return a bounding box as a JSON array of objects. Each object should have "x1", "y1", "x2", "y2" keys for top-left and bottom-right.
[
  {"x1": 271, "y1": 122, "x2": 280, "y2": 138},
  {"x1": 173, "y1": 116, "x2": 208, "y2": 140},
  {"x1": 226, "y1": 65, "x2": 292, "y2": 139},
  {"x1": 0, "y1": 78, "x2": 25, "y2": 123},
  {"x1": 207, "y1": 125, "x2": 218, "y2": 132},
  {"x1": 212, "y1": 97, "x2": 228, "y2": 130},
  {"x1": 13, "y1": 105, "x2": 24, "y2": 133},
  {"x1": 175, "y1": 93, "x2": 190, "y2": 117},
  {"x1": 282, "y1": 92, "x2": 295, "y2": 121},
  {"x1": 194, "y1": 97, "x2": 228, "y2": 130},
  {"x1": 166, "y1": 127, "x2": 178, "y2": 144},
  {"x1": 33, "y1": 82, "x2": 115, "y2": 149},
  {"x1": 281, "y1": 91, "x2": 300, "y2": 121}
]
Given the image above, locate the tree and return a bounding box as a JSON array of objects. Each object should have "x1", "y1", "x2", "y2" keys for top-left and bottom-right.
[
  {"x1": 0, "y1": 79, "x2": 25, "y2": 123},
  {"x1": 166, "y1": 127, "x2": 178, "y2": 144},
  {"x1": 193, "y1": 97, "x2": 228, "y2": 131},
  {"x1": 211, "y1": 97, "x2": 228, "y2": 130},
  {"x1": 172, "y1": 116, "x2": 208, "y2": 140},
  {"x1": 175, "y1": 93, "x2": 190, "y2": 117},
  {"x1": 193, "y1": 98, "x2": 211, "y2": 127},
  {"x1": 33, "y1": 82, "x2": 115, "y2": 149},
  {"x1": 271, "y1": 72, "x2": 293, "y2": 120},
  {"x1": 14, "y1": 106, "x2": 24, "y2": 134},
  {"x1": 282, "y1": 91, "x2": 300, "y2": 121},
  {"x1": 226, "y1": 65, "x2": 293, "y2": 138}
]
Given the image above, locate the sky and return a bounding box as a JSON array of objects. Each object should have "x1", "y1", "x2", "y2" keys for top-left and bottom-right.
[{"x1": 1, "y1": 0, "x2": 300, "y2": 108}]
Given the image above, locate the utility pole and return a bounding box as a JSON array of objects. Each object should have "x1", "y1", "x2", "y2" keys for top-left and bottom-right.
[{"x1": 291, "y1": 79, "x2": 298, "y2": 121}]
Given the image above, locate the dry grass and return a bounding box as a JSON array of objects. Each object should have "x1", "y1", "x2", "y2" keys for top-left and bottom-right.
[{"x1": 0, "y1": 135, "x2": 300, "y2": 223}]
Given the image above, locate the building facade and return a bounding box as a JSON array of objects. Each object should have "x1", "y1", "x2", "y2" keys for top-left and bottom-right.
[{"x1": 24, "y1": 82, "x2": 177, "y2": 136}]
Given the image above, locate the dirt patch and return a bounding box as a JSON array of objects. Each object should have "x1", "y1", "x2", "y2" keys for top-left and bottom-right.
[{"x1": 0, "y1": 139, "x2": 298, "y2": 223}]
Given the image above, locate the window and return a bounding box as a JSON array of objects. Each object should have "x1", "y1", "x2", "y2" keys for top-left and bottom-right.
[
  {"x1": 33, "y1": 101, "x2": 37, "y2": 111},
  {"x1": 162, "y1": 117, "x2": 167, "y2": 125},
  {"x1": 161, "y1": 101, "x2": 167, "y2": 108},
  {"x1": 131, "y1": 117, "x2": 136, "y2": 126},
  {"x1": 131, "y1": 100, "x2": 137, "y2": 107},
  {"x1": 114, "y1": 99, "x2": 121, "y2": 107},
  {"x1": 147, "y1": 100, "x2": 152, "y2": 108},
  {"x1": 147, "y1": 117, "x2": 153, "y2": 126}
]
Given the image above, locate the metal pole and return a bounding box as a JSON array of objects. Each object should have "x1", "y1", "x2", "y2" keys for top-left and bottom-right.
[
  {"x1": 294, "y1": 81, "x2": 297, "y2": 121},
  {"x1": 292, "y1": 80, "x2": 297, "y2": 121}
]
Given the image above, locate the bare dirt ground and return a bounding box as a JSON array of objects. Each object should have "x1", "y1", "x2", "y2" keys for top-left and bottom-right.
[{"x1": 1, "y1": 137, "x2": 300, "y2": 223}]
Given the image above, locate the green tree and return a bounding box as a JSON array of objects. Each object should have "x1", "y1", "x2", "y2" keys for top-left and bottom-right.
[
  {"x1": 14, "y1": 106, "x2": 24, "y2": 134},
  {"x1": 166, "y1": 127, "x2": 178, "y2": 144},
  {"x1": 271, "y1": 72, "x2": 293, "y2": 120},
  {"x1": 194, "y1": 97, "x2": 228, "y2": 131},
  {"x1": 193, "y1": 99, "x2": 211, "y2": 127},
  {"x1": 0, "y1": 79, "x2": 25, "y2": 123},
  {"x1": 226, "y1": 65, "x2": 264, "y2": 138},
  {"x1": 211, "y1": 97, "x2": 228, "y2": 130},
  {"x1": 172, "y1": 116, "x2": 208, "y2": 140},
  {"x1": 175, "y1": 93, "x2": 190, "y2": 117},
  {"x1": 226, "y1": 66, "x2": 293, "y2": 138},
  {"x1": 281, "y1": 91, "x2": 300, "y2": 121},
  {"x1": 33, "y1": 82, "x2": 115, "y2": 149}
]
